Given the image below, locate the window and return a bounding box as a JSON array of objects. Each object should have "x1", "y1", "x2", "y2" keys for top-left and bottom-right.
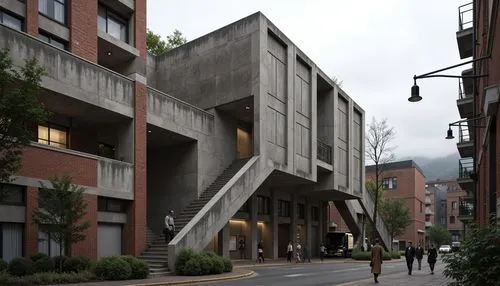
[
  {"x1": 38, "y1": 231, "x2": 64, "y2": 257},
  {"x1": 98, "y1": 5, "x2": 128, "y2": 43},
  {"x1": 278, "y1": 200, "x2": 290, "y2": 217},
  {"x1": 298, "y1": 203, "x2": 305, "y2": 219},
  {"x1": 38, "y1": 31, "x2": 67, "y2": 50},
  {"x1": 0, "y1": 184, "x2": 25, "y2": 205},
  {"x1": 452, "y1": 201, "x2": 457, "y2": 210},
  {"x1": 257, "y1": 196, "x2": 270, "y2": 215},
  {"x1": 39, "y1": 0, "x2": 66, "y2": 24},
  {"x1": 440, "y1": 217, "x2": 446, "y2": 225},
  {"x1": 97, "y1": 143, "x2": 116, "y2": 159},
  {"x1": 98, "y1": 197, "x2": 127, "y2": 213},
  {"x1": 38, "y1": 124, "x2": 68, "y2": 149},
  {"x1": 449, "y1": 216, "x2": 455, "y2": 224},
  {"x1": 0, "y1": 11, "x2": 23, "y2": 30},
  {"x1": 311, "y1": 206, "x2": 319, "y2": 221},
  {"x1": 1, "y1": 223, "x2": 24, "y2": 262},
  {"x1": 383, "y1": 177, "x2": 397, "y2": 189},
  {"x1": 420, "y1": 202, "x2": 423, "y2": 213}
]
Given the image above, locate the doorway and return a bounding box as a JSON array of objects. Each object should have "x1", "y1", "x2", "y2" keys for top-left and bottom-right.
[{"x1": 237, "y1": 127, "x2": 252, "y2": 159}]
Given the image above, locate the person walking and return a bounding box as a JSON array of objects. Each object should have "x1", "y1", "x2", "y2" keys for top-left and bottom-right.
[
  {"x1": 164, "y1": 210, "x2": 175, "y2": 243},
  {"x1": 295, "y1": 242, "x2": 302, "y2": 263},
  {"x1": 415, "y1": 242, "x2": 424, "y2": 270},
  {"x1": 320, "y1": 243, "x2": 326, "y2": 262},
  {"x1": 287, "y1": 241, "x2": 293, "y2": 263},
  {"x1": 405, "y1": 241, "x2": 416, "y2": 275},
  {"x1": 238, "y1": 239, "x2": 246, "y2": 259},
  {"x1": 257, "y1": 240, "x2": 264, "y2": 263},
  {"x1": 370, "y1": 238, "x2": 383, "y2": 284},
  {"x1": 427, "y1": 244, "x2": 438, "y2": 275}
]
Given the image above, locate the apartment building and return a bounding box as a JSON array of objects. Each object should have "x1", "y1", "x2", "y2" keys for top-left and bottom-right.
[
  {"x1": 366, "y1": 161, "x2": 426, "y2": 249},
  {"x1": 454, "y1": 1, "x2": 499, "y2": 226},
  {"x1": 0, "y1": 2, "x2": 392, "y2": 274}
]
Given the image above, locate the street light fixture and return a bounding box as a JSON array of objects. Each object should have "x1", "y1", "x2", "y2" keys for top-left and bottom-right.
[
  {"x1": 446, "y1": 127, "x2": 454, "y2": 139},
  {"x1": 409, "y1": 77, "x2": 422, "y2": 102},
  {"x1": 445, "y1": 117, "x2": 486, "y2": 140}
]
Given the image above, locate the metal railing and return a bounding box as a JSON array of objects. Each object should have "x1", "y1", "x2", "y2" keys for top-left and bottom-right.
[
  {"x1": 458, "y1": 123, "x2": 471, "y2": 143},
  {"x1": 458, "y1": 2, "x2": 473, "y2": 31},
  {"x1": 317, "y1": 139, "x2": 332, "y2": 164},
  {"x1": 458, "y1": 78, "x2": 473, "y2": 99},
  {"x1": 459, "y1": 197, "x2": 474, "y2": 218},
  {"x1": 458, "y1": 158, "x2": 474, "y2": 180}
]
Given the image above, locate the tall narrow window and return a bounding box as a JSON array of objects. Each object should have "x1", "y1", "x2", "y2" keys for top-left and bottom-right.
[
  {"x1": 98, "y1": 5, "x2": 129, "y2": 43},
  {"x1": 39, "y1": 0, "x2": 66, "y2": 24}
]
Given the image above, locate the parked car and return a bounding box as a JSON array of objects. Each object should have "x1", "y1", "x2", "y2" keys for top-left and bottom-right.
[
  {"x1": 451, "y1": 241, "x2": 461, "y2": 252},
  {"x1": 439, "y1": 245, "x2": 451, "y2": 254}
]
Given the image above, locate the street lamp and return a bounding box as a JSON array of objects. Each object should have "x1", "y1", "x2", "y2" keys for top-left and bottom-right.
[
  {"x1": 409, "y1": 77, "x2": 422, "y2": 102},
  {"x1": 445, "y1": 127, "x2": 454, "y2": 139},
  {"x1": 445, "y1": 117, "x2": 486, "y2": 140}
]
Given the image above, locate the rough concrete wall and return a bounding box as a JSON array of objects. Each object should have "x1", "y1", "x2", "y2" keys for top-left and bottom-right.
[
  {"x1": 294, "y1": 59, "x2": 312, "y2": 176},
  {"x1": 146, "y1": 53, "x2": 157, "y2": 89},
  {"x1": 154, "y1": 14, "x2": 260, "y2": 110},
  {"x1": 97, "y1": 159, "x2": 134, "y2": 194},
  {"x1": 147, "y1": 143, "x2": 198, "y2": 234},
  {"x1": 352, "y1": 110, "x2": 362, "y2": 194},
  {"x1": 336, "y1": 96, "x2": 349, "y2": 187}
]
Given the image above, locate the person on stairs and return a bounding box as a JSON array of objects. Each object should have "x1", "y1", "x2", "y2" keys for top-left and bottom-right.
[{"x1": 164, "y1": 210, "x2": 175, "y2": 243}]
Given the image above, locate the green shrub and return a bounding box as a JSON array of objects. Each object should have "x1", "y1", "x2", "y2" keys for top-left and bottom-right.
[
  {"x1": 30, "y1": 253, "x2": 49, "y2": 262},
  {"x1": 198, "y1": 254, "x2": 213, "y2": 275},
  {"x1": 351, "y1": 251, "x2": 392, "y2": 261},
  {"x1": 120, "y1": 255, "x2": 149, "y2": 279},
  {"x1": 390, "y1": 251, "x2": 401, "y2": 259},
  {"x1": 52, "y1": 256, "x2": 68, "y2": 273},
  {"x1": 63, "y1": 256, "x2": 90, "y2": 273},
  {"x1": 0, "y1": 259, "x2": 7, "y2": 272},
  {"x1": 175, "y1": 248, "x2": 196, "y2": 275},
  {"x1": 93, "y1": 256, "x2": 131, "y2": 281},
  {"x1": 183, "y1": 258, "x2": 201, "y2": 276},
  {"x1": 222, "y1": 257, "x2": 232, "y2": 272},
  {"x1": 210, "y1": 256, "x2": 224, "y2": 274},
  {"x1": 0, "y1": 270, "x2": 95, "y2": 285},
  {"x1": 8, "y1": 257, "x2": 35, "y2": 276},
  {"x1": 34, "y1": 256, "x2": 55, "y2": 273}
]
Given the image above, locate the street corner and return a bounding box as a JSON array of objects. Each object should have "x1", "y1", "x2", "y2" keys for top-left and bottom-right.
[{"x1": 128, "y1": 269, "x2": 256, "y2": 286}]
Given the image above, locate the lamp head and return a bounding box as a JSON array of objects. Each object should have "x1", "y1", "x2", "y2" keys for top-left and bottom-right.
[
  {"x1": 408, "y1": 83, "x2": 422, "y2": 102},
  {"x1": 445, "y1": 127, "x2": 455, "y2": 140}
]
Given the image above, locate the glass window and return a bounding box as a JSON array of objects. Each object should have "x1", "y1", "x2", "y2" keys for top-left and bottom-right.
[
  {"x1": 97, "y1": 143, "x2": 116, "y2": 159},
  {"x1": 452, "y1": 201, "x2": 457, "y2": 209},
  {"x1": 39, "y1": 0, "x2": 66, "y2": 24},
  {"x1": 450, "y1": 216, "x2": 455, "y2": 224},
  {"x1": 97, "y1": 5, "x2": 129, "y2": 43},
  {"x1": 298, "y1": 203, "x2": 305, "y2": 219},
  {"x1": 278, "y1": 200, "x2": 290, "y2": 217},
  {"x1": 0, "y1": 11, "x2": 23, "y2": 30},
  {"x1": 38, "y1": 231, "x2": 64, "y2": 257},
  {"x1": 38, "y1": 31, "x2": 67, "y2": 50},
  {"x1": 38, "y1": 124, "x2": 68, "y2": 149},
  {"x1": 0, "y1": 184, "x2": 25, "y2": 205},
  {"x1": 1, "y1": 223, "x2": 24, "y2": 262},
  {"x1": 257, "y1": 196, "x2": 270, "y2": 215},
  {"x1": 311, "y1": 206, "x2": 319, "y2": 221},
  {"x1": 383, "y1": 177, "x2": 397, "y2": 190},
  {"x1": 98, "y1": 197, "x2": 127, "y2": 213}
]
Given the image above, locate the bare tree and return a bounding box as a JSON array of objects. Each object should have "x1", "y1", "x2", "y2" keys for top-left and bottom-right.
[{"x1": 365, "y1": 117, "x2": 396, "y2": 242}]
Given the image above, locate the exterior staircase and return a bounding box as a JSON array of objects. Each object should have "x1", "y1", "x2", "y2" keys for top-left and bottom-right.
[
  {"x1": 138, "y1": 158, "x2": 250, "y2": 275},
  {"x1": 357, "y1": 193, "x2": 392, "y2": 251}
]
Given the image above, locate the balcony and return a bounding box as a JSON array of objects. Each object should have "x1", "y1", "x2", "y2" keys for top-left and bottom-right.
[
  {"x1": 458, "y1": 197, "x2": 474, "y2": 221},
  {"x1": 317, "y1": 139, "x2": 333, "y2": 171},
  {"x1": 457, "y1": 77, "x2": 473, "y2": 118},
  {"x1": 457, "y1": 123, "x2": 473, "y2": 157},
  {"x1": 456, "y1": 2, "x2": 473, "y2": 59},
  {"x1": 457, "y1": 157, "x2": 474, "y2": 190}
]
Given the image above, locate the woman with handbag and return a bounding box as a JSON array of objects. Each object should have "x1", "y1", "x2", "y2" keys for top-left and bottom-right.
[{"x1": 370, "y1": 238, "x2": 383, "y2": 284}]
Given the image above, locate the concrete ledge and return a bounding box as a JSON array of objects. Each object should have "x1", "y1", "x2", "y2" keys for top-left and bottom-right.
[{"x1": 129, "y1": 270, "x2": 255, "y2": 286}]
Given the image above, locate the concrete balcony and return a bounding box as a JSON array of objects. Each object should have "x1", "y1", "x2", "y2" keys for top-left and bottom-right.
[
  {"x1": 456, "y1": 2, "x2": 473, "y2": 59},
  {"x1": 457, "y1": 157, "x2": 474, "y2": 191},
  {"x1": 97, "y1": 30, "x2": 139, "y2": 69},
  {"x1": 457, "y1": 123, "x2": 473, "y2": 157},
  {"x1": 457, "y1": 77, "x2": 473, "y2": 119},
  {"x1": 317, "y1": 139, "x2": 333, "y2": 172},
  {"x1": 0, "y1": 25, "x2": 135, "y2": 117}
]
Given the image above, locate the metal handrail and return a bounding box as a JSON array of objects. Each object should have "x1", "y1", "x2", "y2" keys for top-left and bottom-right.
[
  {"x1": 458, "y1": 2, "x2": 473, "y2": 31},
  {"x1": 458, "y1": 78, "x2": 473, "y2": 99},
  {"x1": 458, "y1": 123, "x2": 471, "y2": 143},
  {"x1": 458, "y1": 158, "x2": 474, "y2": 179},
  {"x1": 317, "y1": 139, "x2": 332, "y2": 164},
  {"x1": 459, "y1": 197, "x2": 474, "y2": 217}
]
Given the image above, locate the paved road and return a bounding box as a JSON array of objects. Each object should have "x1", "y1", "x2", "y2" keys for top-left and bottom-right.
[{"x1": 196, "y1": 259, "x2": 447, "y2": 286}]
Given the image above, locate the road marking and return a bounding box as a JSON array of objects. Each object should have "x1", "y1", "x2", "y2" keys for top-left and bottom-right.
[
  {"x1": 288, "y1": 267, "x2": 305, "y2": 270},
  {"x1": 283, "y1": 273, "x2": 310, "y2": 277},
  {"x1": 331, "y1": 267, "x2": 366, "y2": 273}
]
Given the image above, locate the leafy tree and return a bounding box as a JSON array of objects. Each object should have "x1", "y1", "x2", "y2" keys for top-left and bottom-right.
[
  {"x1": 428, "y1": 224, "x2": 452, "y2": 247},
  {"x1": 147, "y1": 29, "x2": 187, "y2": 56},
  {"x1": 443, "y1": 221, "x2": 500, "y2": 286},
  {"x1": 32, "y1": 175, "x2": 91, "y2": 271},
  {"x1": 379, "y1": 197, "x2": 411, "y2": 251},
  {"x1": 365, "y1": 117, "x2": 396, "y2": 241},
  {"x1": 0, "y1": 49, "x2": 49, "y2": 184}
]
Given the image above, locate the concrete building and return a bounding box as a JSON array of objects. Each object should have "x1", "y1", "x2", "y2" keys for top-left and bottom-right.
[
  {"x1": 453, "y1": 1, "x2": 499, "y2": 227},
  {"x1": 0, "y1": 2, "x2": 391, "y2": 274},
  {"x1": 366, "y1": 161, "x2": 426, "y2": 249}
]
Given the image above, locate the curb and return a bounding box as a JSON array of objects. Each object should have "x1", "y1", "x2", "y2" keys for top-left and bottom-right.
[
  {"x1": 129, "y1": 270, "x2": 255, "y2": 286},
  {"x1": 233, "y1": 259, "x2": 405, "y2": 268}
]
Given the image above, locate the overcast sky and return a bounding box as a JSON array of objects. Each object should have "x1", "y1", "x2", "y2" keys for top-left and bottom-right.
[{"x1": 147, "y1": 0, "x2": 472, "y2": 159}]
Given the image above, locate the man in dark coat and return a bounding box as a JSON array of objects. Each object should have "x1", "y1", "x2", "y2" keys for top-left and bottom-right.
[
  {"x1": 405, "y1": 241, "x2": 416, "y2": 275},
  {"x1": 415, "y1": 242, "x2": 424, "y2": 270},
  {"x1": 427, "y1": 244, "x2": 438, "y2": 274}
]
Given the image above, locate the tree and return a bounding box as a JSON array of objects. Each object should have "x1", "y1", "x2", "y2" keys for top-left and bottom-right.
[
  {"x1": 365, "y1": 117, "x2": 396, "y2": 241},
  {"x1": 379, "y1": 197, "x2": 411, "y2": 251},
  {"x1": 147, "y1": 29, "x2": 187, "y2": 56},
  {"x1": 428, "y1": 225, "x2": 452, "y2": 247},
  {"x1": 0, "y1": 49, "x2": 49, "y2": 184},
  {"x1": 32, "y1": 175, "x2": 91, "y2": 271},
  {"x1": 331, "y1": 75, "x2": 343, "y2": 88}
]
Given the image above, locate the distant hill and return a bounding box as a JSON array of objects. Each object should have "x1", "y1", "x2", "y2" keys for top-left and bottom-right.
[{"x1": 399, "y1": 152, "x2": 460, "y2": 181}]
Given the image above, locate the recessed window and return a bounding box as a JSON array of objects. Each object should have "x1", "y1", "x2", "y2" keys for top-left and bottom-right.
[
  {"x1": 0, "y1": 11, "x2": 23, "y2": 31},
  {"x1": 278, "y1": 200, "x2": 290, "y2": 217},
  {"x1": 452, "y1": 201, "x2": 457, "y2": 210},
  {"x1": 449, "y1": 216, "x2": 455, "y2": 224},
  {"x1": 383, "y1": 177, "x2": 397, "y2": 190},
  {"x1": 298, "y1": 203, "x2": 305, "y2": 219},
  {"x1": 38, "y1": 231, "x2": 64, "y2": 257},
  {"x1": 98, "y1": 5, "x2": 128, "y2": 43},
  {"x1": 0, "y1": 184, "x2": 25, "y2": 205},
  {"x1": 38, "y1": 31, "x2": 67, "y2": 50},
  {"x1": 39, "y1": 0, "x2": 66, "y2": 24},
  {"x1": 98, "y1": 197, "x2": 127, "y2": 213},
  {"x1": 37, "y1": 124, "x2": 68, "y2": 149},
  {"x1": 257, "y1": 196, "x2": 271, "y2": 215},
  {"x1": 311, "y1": 206, "x2": 319, "y2": 221},
  {"x1": 97, "y1": 143, "x2": 116, "y2": 159}
]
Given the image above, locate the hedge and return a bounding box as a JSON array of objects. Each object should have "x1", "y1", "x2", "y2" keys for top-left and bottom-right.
[
  {"x1": 0, "y1": 270, "x2": 95, "y2": 285},
  {"x1": 175, "y1": 248, "x2": 233, "y2": 276},
  {"x1": 351, "y1": 251, "x2": 392, "y2": 261}
]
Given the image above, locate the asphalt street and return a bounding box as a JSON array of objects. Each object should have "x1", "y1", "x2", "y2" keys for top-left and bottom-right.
[{"x1": 196, "y1": 259, "x2": 445, "y2": 286}]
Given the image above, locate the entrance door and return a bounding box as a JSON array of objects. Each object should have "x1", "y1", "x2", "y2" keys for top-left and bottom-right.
[
  {"x1": 237, "y1": 128, "x2": 252, "y2": 159},
  {"x1": 98, "y1": 224, "x2": 123, "y2": 259}
]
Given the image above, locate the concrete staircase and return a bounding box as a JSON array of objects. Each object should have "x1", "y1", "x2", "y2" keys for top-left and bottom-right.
[
  {"x1": 334, "y1": 200, "x2": 362, "y2": 241},
  {"x1": 357, "y1": 193, "x2": 392, "y2": 251},
  {"x1": 138, "y1": 158, "x2": 250, "y2": 275}
]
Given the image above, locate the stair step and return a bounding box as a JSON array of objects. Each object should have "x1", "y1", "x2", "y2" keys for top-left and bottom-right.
[{"x1": 139, "y1": 256, "x2": 167, "y2": 261}]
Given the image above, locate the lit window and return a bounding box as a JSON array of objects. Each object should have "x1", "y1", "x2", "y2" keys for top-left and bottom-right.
[
  {"x1": 97, "y1": 5, "x2": 128, "y2": 43},
  {"x1": 39, "y1": 0, "x2": 66, "y2": 24},
  {"x1": 452, "y1": 201, "x2": 457, "y2": 209},
  {"x1": 38, "y1": 124, "x2": 68, "y2": 149}
]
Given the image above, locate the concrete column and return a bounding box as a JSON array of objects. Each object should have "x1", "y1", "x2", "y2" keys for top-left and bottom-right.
[
  {"x1": 305, "y1": 197, "x2": 312, "y2": 252},
  {"x1": 271, "y1": 190, "x2": 279, "y2": 259},
  {"x1": 218, "y1": 223, "x2": 230, "y2": 258},
  {"x1": 318, "y1": 200, "x2": 325, "y2": 245},
  {"x1": 250, "y1": 195, "x2": 258, "y2": 261},
  {"x1": 290, "y1": 194, "x2": 298, "y2": 243}
]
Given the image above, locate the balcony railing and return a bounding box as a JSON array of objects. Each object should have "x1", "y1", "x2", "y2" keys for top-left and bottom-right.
[
  {"x1": 458, "y1": 123, "x2": 471, "y2": 143},
  {"x1": 317, "y1": 139, "x2": 332, "y2": 164},
  {"x1": 459, "y1": 197, "x2": 474, "y2": 218},
  {"x1": 458, "y1": 158, "x2": 474, "y2": 180},
  {"x1": 458, "y1": 2, "x2": 473, "y2": 31}
]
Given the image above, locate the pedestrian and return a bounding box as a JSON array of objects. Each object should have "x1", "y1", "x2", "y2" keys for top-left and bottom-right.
[
  {"x1": 427, "y1": 244, "x2": 438, "y2": 275},
  {"x1": 257, "y1": 240, "x2": 264, "y2": 263},
  {"x1": 370, "y1": 238, "x2": 383, "y2": 284},
  {"x1": 163, "y1": 210, "x2": 175, "y2": 243},
  {"x1": 295, "y1": 242, "x2": 302, "y2": 263},
  {"x1": 405, "y1": 241, "x2": 416, "y2": 275},
  {"x1": 239, "y1": 239, "x2": 245, "y2": 259},
  {"x1": 320, "y1": 243, "x2": 326, "y2": 262},
  {"x1": 415, "y1": 242, "x2": 424, "y2": 270},
  {"x1": 287, "y1": 241, "x2": 293, "y2": 263}
]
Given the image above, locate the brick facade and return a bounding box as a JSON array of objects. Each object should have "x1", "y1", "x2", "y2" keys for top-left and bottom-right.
[
  {"x1": 25, "y1": 186, "x2": 39, "y2": 257},
  {"x1": 69, "y1": 1, "x2": 98, "y2": 62},
  {"x1": 25, "y1": 0, "x2": 38, "y2": 36},
  {"x1": 71, "y1": 194, "x2": 98, "y2": 260}
]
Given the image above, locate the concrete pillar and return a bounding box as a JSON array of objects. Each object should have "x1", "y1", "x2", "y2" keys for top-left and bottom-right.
[
  {"x1": 218, "y1": 223, "x2": 230, "y2": 258},
  {"x1": 290, "y1": 194, "x2": 298, "y2": 243},
  {"x1": 271, "y1": 190, "x2": 279, "y2": 259},
  {"x1": 319, "y1": 200, "x2": 325, "y2": 245},
  {"x1": 250, "y1": 195, "x2": 258, "y2": 261},
  {"x1": 305, "y1": 197, "x2": 312, "y2": 252}
]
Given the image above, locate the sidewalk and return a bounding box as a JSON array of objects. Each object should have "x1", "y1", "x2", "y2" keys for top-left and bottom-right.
[{"x1": 232, "y1": 257, "x2": 406, "y2": 268}]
